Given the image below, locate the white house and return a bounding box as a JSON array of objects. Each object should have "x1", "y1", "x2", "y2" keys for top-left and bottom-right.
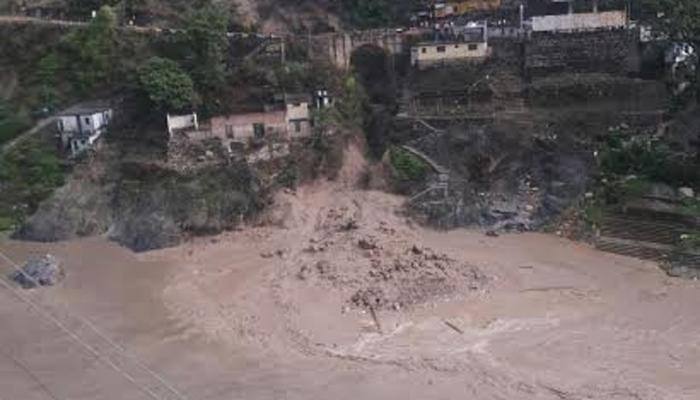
[
  {"x1": 526, "y1": 0, "x2": 628, "y2": 33},
  {"x1": 56, "y1": 102, "x2": 112, "y2": 157},
  {"x1": 283, "y1": 93, "x2": 313, "y2": 139},
  {"x1": 411, "y1": 21, "x2": 490, "y2": 69}
]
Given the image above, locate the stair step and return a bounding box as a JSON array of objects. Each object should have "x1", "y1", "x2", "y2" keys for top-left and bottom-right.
[
  {"x1": 620, "y1": 207, "x2": 700, "y2": 227},
  {"x1": 595, "y1": 237, "x2": 671, "y2": 262}
]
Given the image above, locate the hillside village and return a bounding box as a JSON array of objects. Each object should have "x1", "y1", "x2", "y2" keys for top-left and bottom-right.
[
  {"x1": 0, "y1": 0, "x2": 696, "y2": 261},
  {"x1": 1, "y1": 1, "x2": 700, "y2": 399}
]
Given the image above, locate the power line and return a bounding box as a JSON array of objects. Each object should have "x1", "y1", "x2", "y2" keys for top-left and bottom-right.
[
  {"x1": 0, "y1": 346, "x2": 62, "y2": 400},
  {"x1": 0, "y1": 272, "x2": 163, "y2": 400},
  {"x1": 0, "y1": 250, "x2": 189, "y2": 400}
]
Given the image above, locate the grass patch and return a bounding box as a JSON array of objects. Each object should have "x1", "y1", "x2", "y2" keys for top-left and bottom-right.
[
  {"x1": 0, "y1": 136, "x2": 68, "y2": 229},
  {"x1": 678, "y1": 233, "x2": 700, "y2": 252},
  {"x1": 583, "y1": 203, "x2": 605, "y2": 227},
  {"x1": 390, "y1": 146, "x2": 429, "y2": 182},
  {"x1": 0, "y1": 100, "x2": 30, "y2": 146},
  {"x1": 0, "y1": 117, "x2": 30, "y2": 146},
  {"x1": 0, "y1": 215, "x2": 14, "y2": 232},
  {"x1": 680, "y1": 197, "x2": 700, "y2": 217}
]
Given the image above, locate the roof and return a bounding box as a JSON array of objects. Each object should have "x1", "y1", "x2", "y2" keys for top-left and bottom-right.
[
  {"x1": 415, "y1": 40, "x2": 485, "y2": 46},
  {"x1": 59, "y1": 101, "x2": 111, "y2": 116},
  {"x1": 274, "y1": 93, "x2": 312, "y2": 105}
]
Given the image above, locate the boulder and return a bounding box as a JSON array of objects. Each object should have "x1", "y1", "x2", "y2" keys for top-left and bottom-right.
[
  {"x1": 647, "y1": 183, "x2": 676, "y2": 199},
  {"x1": 679, "y1": 187, "x2": 695, "y2": 198},
  {"x1": 10, "y1": 254, "x2": 64, "y2": 289}
]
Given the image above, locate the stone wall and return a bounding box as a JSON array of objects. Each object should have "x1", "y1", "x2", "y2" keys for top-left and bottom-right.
[
  {"x1": 308, "y1": 30, "x2": 405, "y2": 70},
  {"x1": 525, "y1": 29, "x2": 638, "y2": 77}
]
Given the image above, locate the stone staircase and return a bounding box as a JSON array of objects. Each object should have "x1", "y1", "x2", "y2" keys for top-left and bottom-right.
[{"x1": 595, "y1": 206, "x2": 700, "y2": 266}]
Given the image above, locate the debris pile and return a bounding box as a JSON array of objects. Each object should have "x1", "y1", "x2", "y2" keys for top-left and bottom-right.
[
  {"x1": 296, "y1": 210, "x2": 488, "y2": 310},
  {"x1": 10, "y1": 254, "x2": 65, "y2": 289}
]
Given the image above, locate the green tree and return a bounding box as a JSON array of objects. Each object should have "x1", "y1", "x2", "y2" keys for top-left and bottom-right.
[
  {"x1": 335, "y1": 75, "x2": 369, "y2": 129},
  {"x1": 138, "y1": 57, "x2": 195, "y2": 112},
  {"x1": 66, "y1": 5, "x2": 118, "y2": 91},
  {"x1": 642, "y1": 0, "x2": 700, "y2": 40},
  {"x1": 36, "y1": 53, "x2": 61, "y2": 109},
  {"x1": 67, "y1": 0, "x2": 120, "y2": 19},
  {"x1": 179, "y1": 6, "x2": 229, "y2": 95},
  {"x1": 642, "y1": 0, "x2": 700, "y2": 99}
]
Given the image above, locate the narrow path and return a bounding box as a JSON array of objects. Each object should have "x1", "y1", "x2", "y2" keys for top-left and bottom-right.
[
  {"x1": 1, "y1": 116, "x2": 56, "y2": 155},
  {"x1": 400, "y1": 145, "x2": 448, "y2": 175},
  {"x1": 0, "y1": 14, "x2": 280, "y2": 38}
]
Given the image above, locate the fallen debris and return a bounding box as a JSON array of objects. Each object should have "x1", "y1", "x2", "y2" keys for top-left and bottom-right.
[
  {"x1": 10, "y1": 254, "x2": 64, "y2": 289},
  {"x1": 443, "y1": 320, "x2": 464, "y2": 335}
]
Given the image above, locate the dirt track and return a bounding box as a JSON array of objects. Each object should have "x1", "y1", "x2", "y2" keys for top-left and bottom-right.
[{"x1": 1, "y1": 144, "x2": 700, "y2": 399}]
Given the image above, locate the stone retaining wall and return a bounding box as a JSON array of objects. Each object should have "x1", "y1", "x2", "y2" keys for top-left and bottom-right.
[{"x1": 525, "y1": 29, "x2": 638, "y2": 76}]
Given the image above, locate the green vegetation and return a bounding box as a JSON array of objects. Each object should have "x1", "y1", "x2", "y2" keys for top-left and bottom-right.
[
  {"x1": 390, "y1": 146, "x2": 428, "y2": 182},
  {"x1": 642, "y1": 0, "x2": 700, "y2": 42},
  {"x1": 0, "y1": 100, "x2": 30, "y2": 146},
  {"x1": 167, "y1": 4, "x2": 229, "y2": 113},
  {"x1": 599, "y1": 133, "x2": 700, "y2": 187},
  {"x1": 0, "y1": 137, "x2": 68, "y2": 232},
  {"x1": 678, "y1": 233, "x2": 700, "y2": 251},
  {"x1": 36, "y1": 52, "x2": 61, "y2": 110},
  {"x1": 138, "y1": 57, "x2": 195, "y2": 111},
  {"x1": 334, "y1": 76, "x2": 369, "y2": 130},
  {"x1": 680, "y1": 197, "x2": 700, "y2": 217},
  {"x1": 64, "y1": 6, "x2": 118, "y2": 92},
  {"x1": 343, "y1": 0, "x2": 390, "y2": 28},
  {"x1": 583, "y1": 203, "x2": 604, "y2": 227},
  {"x1": 642, "y1": 0, "x2": 700, "y2": 100},
  {"x1": 341, "y1": 0, "x2": 420, "y2": 28}
]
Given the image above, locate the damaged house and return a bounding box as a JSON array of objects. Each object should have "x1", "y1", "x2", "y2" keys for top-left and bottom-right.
[
  {"x1": 210, "y1": 93, "x2": 313, "y2": 144},
  {"x1": 168, "y1": 93, "x2": 315, "y2": 159},
  {"x1": 56, "y1": 102, "x2": 113, "y2": 157}
]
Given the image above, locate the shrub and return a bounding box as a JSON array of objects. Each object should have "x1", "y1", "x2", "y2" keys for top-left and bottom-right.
[
  {"x1": 390, "y1": 147, "x2": 428, "y2": 182},
  {"x1": 138, "y1": 57, "x2": 196, "y2": 112}
]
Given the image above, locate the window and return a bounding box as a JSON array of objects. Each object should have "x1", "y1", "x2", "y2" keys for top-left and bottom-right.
[
  {"x1": 436, "y1": 46, "x2": 446, "y2": 53},
  {"x1": 84, "y1": 117, "x2": 90, "y2": 125},
  {"x1": 293, "y1": 121, "x2": 301, "y2": 133},
  {"x1": 253, "y1": 123, "x2": 265, "y2": 139},
  {"x1": 225, "y1": 125, "x2": 234, "y2": 138},
  {"x1": 421, "y1": 47, "x2": 427, "y2": 54},
  {"x1": 468, "y1": 43, "x2": 478, "y2": 51}
]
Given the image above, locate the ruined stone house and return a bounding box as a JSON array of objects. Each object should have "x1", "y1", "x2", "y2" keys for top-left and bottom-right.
[{"x1": 210, "y1": 93, "x2": 313, "y2": 143}]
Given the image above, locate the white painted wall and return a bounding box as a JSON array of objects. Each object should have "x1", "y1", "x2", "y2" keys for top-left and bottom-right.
[
  {"x1": 530, "y1": 10, "x2": 627, "y2": 32},
  {"x1": 167, "y1": 113, "x2": 198, "y2": 136},
  {"x1": 57, "y1": 115, "x2": 77, "y2": 133},
  {"x1": 411, "y1": 41, "x2": 489, "y2": 68}
]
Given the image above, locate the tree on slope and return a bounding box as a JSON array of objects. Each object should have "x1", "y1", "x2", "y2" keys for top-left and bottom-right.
[
  {"x1": 66, "y1": 5, "x2": 118, "y2": 91},
  {"x1": 138, "y1": 57, "x2": 196, "y2": 112},
  {"x1": 643, "y1": 0, "x2": 700, "y2": 99}
]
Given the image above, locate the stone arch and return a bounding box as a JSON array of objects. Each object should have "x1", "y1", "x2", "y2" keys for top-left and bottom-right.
[{"x1": 324, "y1": 31, "x2": 405, "y2": 70}]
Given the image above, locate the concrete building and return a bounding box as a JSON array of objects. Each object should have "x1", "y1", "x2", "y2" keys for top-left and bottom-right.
[
  {"x1": 526, "y1": 0, "x2": 628, "y2": 32},
  {"x1": 433, "y1": 0, "x2": 502, "y2": 19},
  {"x1": 283, "y1": 94, "x2": 313, "y2": 139},
  {"x1": 411, "y1": 21, "x2": 490, "y2": 68},
  {"x1": 207, "y1": 94, "x2": 313, "y2": 149},
  {"x1": 210, "y1": 108, "x2": 288, "y2": 143},
  {"x1": 56, "y1": 102, "x2": 112, "y2": 157},
  {"x1": 167, "y1": 112, "x2": 199, "y2": 138}
]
